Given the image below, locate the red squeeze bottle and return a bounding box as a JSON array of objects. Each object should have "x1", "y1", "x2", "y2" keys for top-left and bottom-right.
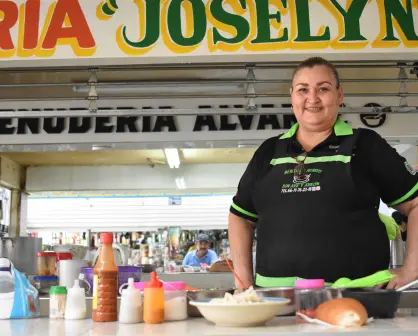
[
  {"x1": 92, "y1": 233, "x2": 119, "y2": 322},
  {"x1": 144, "y1": 271, "x2": 165, "y2": 324}
]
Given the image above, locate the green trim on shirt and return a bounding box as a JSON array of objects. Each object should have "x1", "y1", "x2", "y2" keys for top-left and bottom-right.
[
  {"x1": 388, "y1": 182, "x2": 418, "y2": 206},
  {"x1": 279, "y1": 117, "x2": 353, "y2": 139},
  {"x1": 231, "y1": 202, "x2": 258, "y2": 219},
  {"x1": 270, "y1": 155, "x2": 351, "y2": 165}
]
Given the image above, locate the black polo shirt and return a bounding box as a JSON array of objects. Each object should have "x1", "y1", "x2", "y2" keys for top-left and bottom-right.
[
  {"x1": 231, "y1": 119, "x2": 418, "y2": 222},
  {"x1": 230, "y1": 118, "x2": 418, "y2": 284}
]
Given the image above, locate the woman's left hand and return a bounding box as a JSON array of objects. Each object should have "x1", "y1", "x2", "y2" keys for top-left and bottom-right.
[{"x1": 386, "y1": 267, "x2": 418, "y2": 290}]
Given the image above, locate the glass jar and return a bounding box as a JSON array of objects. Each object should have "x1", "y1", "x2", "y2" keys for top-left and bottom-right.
[
  {"x1": 49, "y1": 286, "x2": 67, "y2": 319},
  {"x1": 294, "y1": 279, "x2": 332, "y2": 323},
  {"x1": 36, "y1": 252, "x2": 57, "y2": 276},
  {"x1": 163, "y1": 282, "x2": 187, "y2": 321}
]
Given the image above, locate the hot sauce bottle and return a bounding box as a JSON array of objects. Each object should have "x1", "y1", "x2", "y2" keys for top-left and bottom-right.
[{"x1": 92, "y1": 232, "x2": 119, "y2": 322}]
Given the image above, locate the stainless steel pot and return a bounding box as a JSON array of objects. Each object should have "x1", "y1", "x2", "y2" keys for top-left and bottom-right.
[
  {"x1": 0, "y1": 237, "x2": 42, "y2": 275},
  {"x1": 186, "y1": 288, "x2": 235, "y2": 317}
]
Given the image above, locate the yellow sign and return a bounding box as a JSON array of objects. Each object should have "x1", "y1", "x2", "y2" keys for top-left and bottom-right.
[{"x1": 0, "y1": 0, "x2": 417, "y2": 64}]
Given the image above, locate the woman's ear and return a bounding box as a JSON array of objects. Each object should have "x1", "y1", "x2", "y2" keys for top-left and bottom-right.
[{"x1": 338, "y1": 86, "x2": 344, "y2": 106}]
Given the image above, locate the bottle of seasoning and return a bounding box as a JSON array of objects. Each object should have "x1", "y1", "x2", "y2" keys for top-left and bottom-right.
[
  {"x1": 65, "y1": 279, "x2": 87, "y2": 320},
  {"x1": 49, "y1": 286, "x2": 67, "y2": 319},
  {"x1": 143, "y1": 271, "x2": 164, "y2": 324},
  {"x1": 119, "y1": 278, "x2": 143, "y2": 324},
  {"x1": 92, "y1": 232, "x2": 119, "y2": 322}
]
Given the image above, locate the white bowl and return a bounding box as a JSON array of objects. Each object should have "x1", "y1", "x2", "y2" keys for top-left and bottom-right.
[{"x1": 190, "y1": 297, "x2": 290, "y2": 327}]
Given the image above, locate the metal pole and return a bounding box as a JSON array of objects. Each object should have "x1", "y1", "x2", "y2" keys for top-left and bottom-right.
[
  {"x1": 1, "y1": 60, "x2": 418, "y2": 73},
  {"x1": 0, "y1": 107, "x2": 416, "y2": 117},
  {"x1": 1, "y1": 77, "x2": 418, "y2": 88},
  {"x1": 1, "y1": 92, "x2": 418, "y2": 101}
]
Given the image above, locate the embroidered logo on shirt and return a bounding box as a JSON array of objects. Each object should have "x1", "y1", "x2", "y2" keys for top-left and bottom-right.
[
  {"x1": 329, "y1": 145, "x2": 340, "y2": 150},
  {"x1": 281, "y1": 169, "x2": 321, "y2": 193},
  {"x1": 405, "y1": 161, "x2": 417, "y2": 175},
  {"x1": 293, "y1": 174, "x2": 311, "y2": 184}
]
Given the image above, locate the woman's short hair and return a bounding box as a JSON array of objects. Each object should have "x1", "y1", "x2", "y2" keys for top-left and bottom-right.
[{"x1": 292, "y1": 57, "x2": 341, "y2": 88}]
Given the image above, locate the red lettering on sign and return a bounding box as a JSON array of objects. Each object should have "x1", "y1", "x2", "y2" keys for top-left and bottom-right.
[
  {"x1": 42, "y1": 0, "x2": 95, "y2": 50},
  {"x1": 23, "y1": 0, "x2": 40, "y2": 50},
  {"x1": 0, "y1": 1, "x2": 18, "y2": 50}
]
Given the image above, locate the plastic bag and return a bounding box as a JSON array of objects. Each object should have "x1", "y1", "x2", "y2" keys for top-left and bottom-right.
[{"x1": 0, "y1": 258, "x2": 40, "y2": 319}]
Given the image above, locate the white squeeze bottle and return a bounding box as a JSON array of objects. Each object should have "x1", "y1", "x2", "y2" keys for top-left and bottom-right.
[
  {"x1": 65, "y1": 279, "x2": 87, "y2": 320},
  {"x1": 119, "y1": 278, "x2": 143, "y2": 324}
]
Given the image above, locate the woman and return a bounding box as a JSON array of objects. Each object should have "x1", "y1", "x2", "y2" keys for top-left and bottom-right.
[{"x1": 229, "y1": 57, "x2": 418, "y2": 290}]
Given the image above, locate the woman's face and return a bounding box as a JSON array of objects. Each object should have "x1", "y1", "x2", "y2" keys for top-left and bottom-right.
[{"x1": 290, "y1": 65, "x2": 343, "y2": 130}]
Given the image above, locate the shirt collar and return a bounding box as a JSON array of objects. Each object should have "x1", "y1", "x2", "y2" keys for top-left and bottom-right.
[{"x1": 279, "y1": 116, "x2": 353, "y2": 139}]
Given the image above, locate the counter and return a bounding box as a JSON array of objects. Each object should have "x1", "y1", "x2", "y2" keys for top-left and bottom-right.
[
  {"x1": 141, "y1": 272, "x2": 234, "y2": 289},
  {"x1": 3, "y1": 315, "x2": 418, "y2": 336}
]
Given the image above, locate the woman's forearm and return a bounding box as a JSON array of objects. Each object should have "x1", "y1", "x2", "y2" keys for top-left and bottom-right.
[{"x1": 228, "y1": 212, "x2": 255, "y2": 289}]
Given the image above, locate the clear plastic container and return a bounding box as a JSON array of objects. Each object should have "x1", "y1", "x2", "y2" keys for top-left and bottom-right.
[
  {"x1": 33, "y1": 275, "x2": 58, "y2": 295},
  {"x1": 294, "y1": 279, "x2": 332, "y2": 323},
  {"x1": 163, "y1": 281, "x2": 187, "y2": 321},
  {"x1": 36, "y1": 252, "x2": 57, "y2": 276}
]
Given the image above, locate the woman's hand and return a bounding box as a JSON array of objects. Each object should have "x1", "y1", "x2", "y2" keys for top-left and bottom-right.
[{"x1": 385, "y1": 267, "x2": 418, "y2": 289}]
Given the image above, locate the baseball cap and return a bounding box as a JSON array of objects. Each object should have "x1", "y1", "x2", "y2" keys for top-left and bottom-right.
[{"x1": 197, "y1": 233, "x2": 210, "y2": 242}]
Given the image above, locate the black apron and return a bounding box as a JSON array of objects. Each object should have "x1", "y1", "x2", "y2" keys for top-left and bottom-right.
[{"x1": 253, "y1": 130, "x2": 390, "y2": 286}]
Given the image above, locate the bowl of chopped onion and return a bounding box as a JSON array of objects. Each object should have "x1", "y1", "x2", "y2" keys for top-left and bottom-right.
[{"x1": 189, "y1": 287, "x2": 290, "y2": 327}]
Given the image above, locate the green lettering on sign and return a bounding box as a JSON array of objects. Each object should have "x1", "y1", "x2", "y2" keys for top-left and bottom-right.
[
  {"x1": 328, "y1": 0, "x2": 368, "y2": 41},
  {"x1": 382, "y1": 0, "x2": 418, "y2": 42},
  {"x1": 294, "y1": 0, "x2": 330, "y2": 42},
  {"x1": 250, "y1": 0, "x2": 289, "y2": 44},
  {"x1": 168, "y1": 0, "x2": 207, "y2": 46},
  {"x1": 122, "y1": 0, "x2": 161, "y2": 48},
  {"x1": 210, "y1": 0, "x2": 250, "y2": 45}
]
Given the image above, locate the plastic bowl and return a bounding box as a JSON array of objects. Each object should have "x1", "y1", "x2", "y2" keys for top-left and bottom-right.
[{"x1": 190, "y1": 297, "x2": 290, "y2": 327}]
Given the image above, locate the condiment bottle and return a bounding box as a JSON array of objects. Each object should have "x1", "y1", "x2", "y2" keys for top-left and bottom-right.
[
  {"x1": 92, "y1": 232, "x2": 119, "y2": 322},
  {"x1": 65, "y1": 279, "x2": 87, "y2": 320},
  {"x1": 49, "y1": 286, "x2": 67, "y2": 319},
  {"x1": 119, "y1": 278, "x2": 143, "y2": 324},
  {"x1": 143, "y1": 271, "x2": 164, "y2": 324},
  {"x1": 294, "y1": 279, "x2": 331, "y2": 323}
]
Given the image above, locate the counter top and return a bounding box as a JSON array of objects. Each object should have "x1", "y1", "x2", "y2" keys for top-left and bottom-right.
[{"x1": 3, "y1": 315, "x2": 418, "y2": 336}]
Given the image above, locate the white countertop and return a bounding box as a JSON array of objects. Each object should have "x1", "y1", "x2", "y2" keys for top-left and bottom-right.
[{"x1": 3, "y1": 316, "x2": 418, "y2": 336}]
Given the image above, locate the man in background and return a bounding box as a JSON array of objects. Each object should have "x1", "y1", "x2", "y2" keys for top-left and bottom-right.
[{"x1": 182, "y1": 234, "x2": 218, "y2": 267}]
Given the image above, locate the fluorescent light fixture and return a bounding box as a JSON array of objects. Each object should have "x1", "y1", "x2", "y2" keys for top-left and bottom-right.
[
  {"x1": 72, "y1": 84, "x2": 243, "y2": 94},
  {"x1": 164, "y1": 148, "x2": 180, "y2": 169},
  {"x1": 175, "y1": 177, "x2": 186, "y2": 189}
]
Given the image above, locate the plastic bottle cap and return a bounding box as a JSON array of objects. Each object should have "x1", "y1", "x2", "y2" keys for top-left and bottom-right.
[
  {"x1": 295, "y1": 279, "x2": 325, "y2": 289},
  {"x1": 72, "y1": 279, "x2": 80, "y2": 289},
  {"x1": 100, "y1": 232, "x2": 113, "y2": 244},
  {"x1": 128, "y1": 278, "x2": 134, "y2": 287},
  {"x1": 146, "y1": 271, "x2": 162, "y2": 288},
  {"x1": 50, "y1": 286, "x2": 67, "y2": 295}
]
